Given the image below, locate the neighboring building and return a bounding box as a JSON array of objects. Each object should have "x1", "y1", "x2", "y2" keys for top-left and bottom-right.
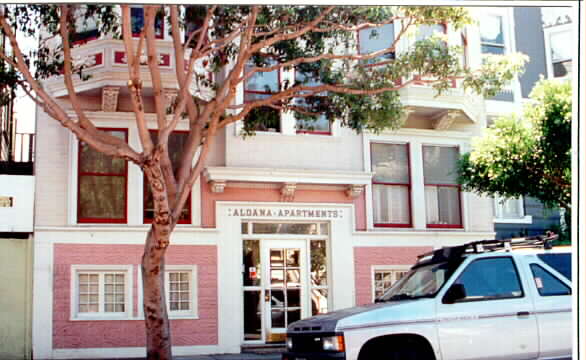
[
  {"x1": 491, "y1": 6, "x2": 573, "y2": 240},
  {"x1": 30, "y1": 5, "x2": 573, "y2": 359},
  {"x1": 0, "y1": 30, "x2": 35, "y2": 359}
]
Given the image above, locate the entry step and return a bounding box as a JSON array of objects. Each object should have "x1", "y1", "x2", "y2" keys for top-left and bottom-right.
[{"x1": 242, "y1": 343, "x2": 286, "y2": 354}]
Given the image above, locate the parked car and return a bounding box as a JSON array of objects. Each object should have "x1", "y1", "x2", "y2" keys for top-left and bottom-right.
[{"x1": 283, "y1": 236, "x2": 572, "y2": 360}]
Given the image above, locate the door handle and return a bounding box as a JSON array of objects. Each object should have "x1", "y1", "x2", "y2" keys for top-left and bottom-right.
[{"x1": 517, "y1": 311, "x2": 530, "y2": 318}]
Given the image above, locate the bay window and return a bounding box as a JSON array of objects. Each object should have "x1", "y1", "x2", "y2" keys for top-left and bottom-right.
[
  {"x1": 143, "y1": 131, "x2": 191, "y2": 224},
  {"x1": 371, "y1": 143, "x2": 411, "y2": 227},
  {"x1": 77, "y1": 129, "x2": 127, "y2": 223},
  {"x1": 423, "y1": 145, "x2": 462, "y2": 228}
]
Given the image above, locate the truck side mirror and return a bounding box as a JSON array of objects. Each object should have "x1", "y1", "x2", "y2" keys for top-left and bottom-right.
[{"x1": 443, "y1": 283, "x2": 466, "y2": 304}]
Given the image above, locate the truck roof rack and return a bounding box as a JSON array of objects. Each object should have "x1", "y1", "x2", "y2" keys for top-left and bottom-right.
[{"x1": 414, "y1": 232, "x2": 559, "y2": 268}]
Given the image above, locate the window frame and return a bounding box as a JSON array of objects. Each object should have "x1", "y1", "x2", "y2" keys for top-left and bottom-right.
[
  {"x1": 371, "y1": 265, "x2": 411, "y2": 301},
  {"x1": 77, "y1": 128, "x2": 128, "y2": 224},
  {"x1": 70, "y1": 265, "x2": 133, "y2": 321},
  {"x1": 142, "y1": 130, "x2": 192, "y2": 225},
  {"x1": 370, "y1": 142, "x2": 412, "y2": 228},
  {"x1": 164, "y1": 266, "x2": 198, "y2": 318},
  {"x1": 422, "y1": 145, "x2": 463, "y2": 229}
]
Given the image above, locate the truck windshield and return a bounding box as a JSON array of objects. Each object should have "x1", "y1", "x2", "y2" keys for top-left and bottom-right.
[{"x1": 378, "y1": 261, "x2": 459, "y2": 302}]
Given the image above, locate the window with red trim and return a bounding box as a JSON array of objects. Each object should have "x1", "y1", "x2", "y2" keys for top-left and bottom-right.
[
  {"x1": 131, "y1": 7, "x2": 164, "y2": 40},
  {"x1": 143, "y1": 131, "x2": 191, "y2": 224},
  {"x1": 358, "y1": 23, "x2": 395, "y2": 66},
  {"x1": 422, "y1": 145, "x2": 462, "y2": 228},
  {"x1": 371, "y1": 143, "x2": 411, "y2": 227},
  {"x1": 77, "y1": 129, "x2": 128, "y2": 223},
  {"x1": 294, "y1": 70, "x2": 331, "y2": 135},
  {"x1": 243, "y1": 61, "x2": 281, "y2": 132}
]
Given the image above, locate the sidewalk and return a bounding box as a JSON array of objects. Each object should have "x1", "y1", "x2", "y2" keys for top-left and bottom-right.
[{"x1": 85, "y1": 353, "x2": 282, "y2": 360}]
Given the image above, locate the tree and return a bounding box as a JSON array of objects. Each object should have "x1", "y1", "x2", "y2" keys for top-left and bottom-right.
[
  {"x1": 458, "y1": 79, "x2": 571, "y2": 213},
  {"x1": 0, "y1": 5, "x2": 525, "y2": 359}
]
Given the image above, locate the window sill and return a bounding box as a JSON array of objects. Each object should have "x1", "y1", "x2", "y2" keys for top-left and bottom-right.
[
  {"x1": 70, "y1": 314, "x2": 133, "y2": 321},
  {"x1": 494, "y1": 215, "x2": 533, "y2": 224}
]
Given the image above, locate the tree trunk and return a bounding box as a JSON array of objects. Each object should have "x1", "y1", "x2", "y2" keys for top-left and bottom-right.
[{"x1": 142, "y1": 228, "x2": 172, "y2": 360}]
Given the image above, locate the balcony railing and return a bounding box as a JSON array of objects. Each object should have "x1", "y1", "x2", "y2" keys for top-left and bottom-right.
[{"x1": 0, "y1": 132, "x2": 35, "y2": 175}]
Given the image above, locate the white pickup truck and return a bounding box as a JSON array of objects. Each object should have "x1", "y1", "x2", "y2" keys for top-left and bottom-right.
[{"x1": 283, "y1": 238, "x2": 572, "y2": 360}]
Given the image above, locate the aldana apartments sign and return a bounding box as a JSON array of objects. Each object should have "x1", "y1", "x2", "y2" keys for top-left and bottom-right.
[{"x1": 228, "y1": 207, "x2": 344, "y2": 219}]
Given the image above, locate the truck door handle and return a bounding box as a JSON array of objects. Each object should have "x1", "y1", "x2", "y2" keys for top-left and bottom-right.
[{"x1": 517, "y1": 311, "x2": 530, "y2": 317}]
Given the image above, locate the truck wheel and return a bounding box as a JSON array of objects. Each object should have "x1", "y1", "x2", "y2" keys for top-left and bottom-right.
[{"x1": 385, "y1": 347, "x2": 428, "y2": 360}]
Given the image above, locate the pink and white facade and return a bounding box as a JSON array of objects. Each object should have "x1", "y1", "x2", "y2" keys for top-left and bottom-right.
[{"x1": 28, "y1": 6, "x2": 520, "y2": 359}]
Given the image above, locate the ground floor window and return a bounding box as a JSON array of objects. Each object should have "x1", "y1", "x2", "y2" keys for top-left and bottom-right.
[
  {"x1": 165, "y1": 267, "x2": 198, "y2": 317},
  {"x1": 72, "y1": 266, "x2": 132, "y2": 319},
  {"x1": 372, "y1": 267, "x2": 409, "y2": 301}
]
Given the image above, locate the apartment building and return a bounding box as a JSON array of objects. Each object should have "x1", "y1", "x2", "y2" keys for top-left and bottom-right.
[
  {"x1": 491, "y1": 7, "x2": 573, "y2": 240},
  {"x1": 30, "y1": 5, "x2": 570, "y2": 358}
]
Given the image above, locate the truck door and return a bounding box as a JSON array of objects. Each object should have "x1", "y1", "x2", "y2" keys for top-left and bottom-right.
[{"x1": 436, "y1": 256, "x2": 539, "y2": 360}]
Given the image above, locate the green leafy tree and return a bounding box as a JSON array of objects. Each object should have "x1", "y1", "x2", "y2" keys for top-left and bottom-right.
[
  {"x1": 0, "y1": 5, "x2": 526, "y2": 359},
  {"x1": 458, "y1": 79, "x2": 571, "y2": 216}
]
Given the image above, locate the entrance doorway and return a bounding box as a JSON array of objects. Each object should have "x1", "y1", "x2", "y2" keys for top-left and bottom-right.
[
  {"x1": 241, "y1": 222, "x2": 329, "y2": 344},
  {"x1": 262, "y1": 240, "x2": 307, "y2": 342}
]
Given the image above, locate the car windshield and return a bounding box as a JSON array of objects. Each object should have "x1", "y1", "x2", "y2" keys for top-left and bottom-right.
[{"x1": 378, "y1": 261, "x2": 460, "y2": 302}]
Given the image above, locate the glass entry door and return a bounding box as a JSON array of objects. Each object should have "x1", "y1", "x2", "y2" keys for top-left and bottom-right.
[{"x1": 261, "y1": 240, "x2": 308, "y2": 343}]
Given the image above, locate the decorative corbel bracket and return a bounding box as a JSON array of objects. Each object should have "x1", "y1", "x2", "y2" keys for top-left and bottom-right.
[
  {"x1": 102, "y1": 86, "x2": 120, "y2": 112},
  {"x1": 432, "y1": 110, "x2": 461, "y2": 130},
  {"x1": 280, "y1": 182, "x2": 297, "y2": 202},
  {"x1": 346, "y1": 184, "x2": 365, "y2": 199},
  {"x1": 210, "y1": 180, "x2": 227, "y2": 193}
]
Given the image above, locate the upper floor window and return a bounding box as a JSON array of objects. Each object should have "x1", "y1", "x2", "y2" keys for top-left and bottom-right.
[
  {"x1": 371, "y1": 143, "x2": 411, "y2": 227},
  {"x1": 78, "y1": 129, "x2": 127, "y2": 223},
  {"x1": 358, "y1": 24, "x2": 395, "y2": 65},
  {"x1": 294, "y1": 70, "x2": 331, "y2": 135},
  {"x1": 546, "y1": 28, "x2": 572, "y2": 78},
  {"x1": 143, "y1": 131, "x2": 191, "y2": 224},
  {"x1": 480, "y1": 15, "x2": 505, "y2": 55},
  {"x1": 131, "y1": 7, "x2": 164, "y2": 39},
  {"x1": 72, "y1": 6, "x2": 98, "y2": 43},
  {"x1": 243, "y1": 61, "x2": 281, "y2": 132},
  {"x1": 423, "y1": 145, "x2": 462, "y2": 228},
  {"x1": 415, "y1": 23, "x2": 446, "y2": 41}
]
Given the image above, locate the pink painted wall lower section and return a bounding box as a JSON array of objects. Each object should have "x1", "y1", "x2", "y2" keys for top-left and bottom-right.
[
  {"x1": 354, "y1": 246, "x2": 432, "y2": 306},
  {"x1": 201, "y1": 184, "x2": 366, "y2": 230},
  {"x1": 53, "y1": 244, "x2": 217, "y2": 349}
]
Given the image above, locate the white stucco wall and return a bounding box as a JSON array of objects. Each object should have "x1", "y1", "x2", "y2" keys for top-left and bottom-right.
[{"x1": 0, "y1": 175, "x2": 35, "y2": 232}]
